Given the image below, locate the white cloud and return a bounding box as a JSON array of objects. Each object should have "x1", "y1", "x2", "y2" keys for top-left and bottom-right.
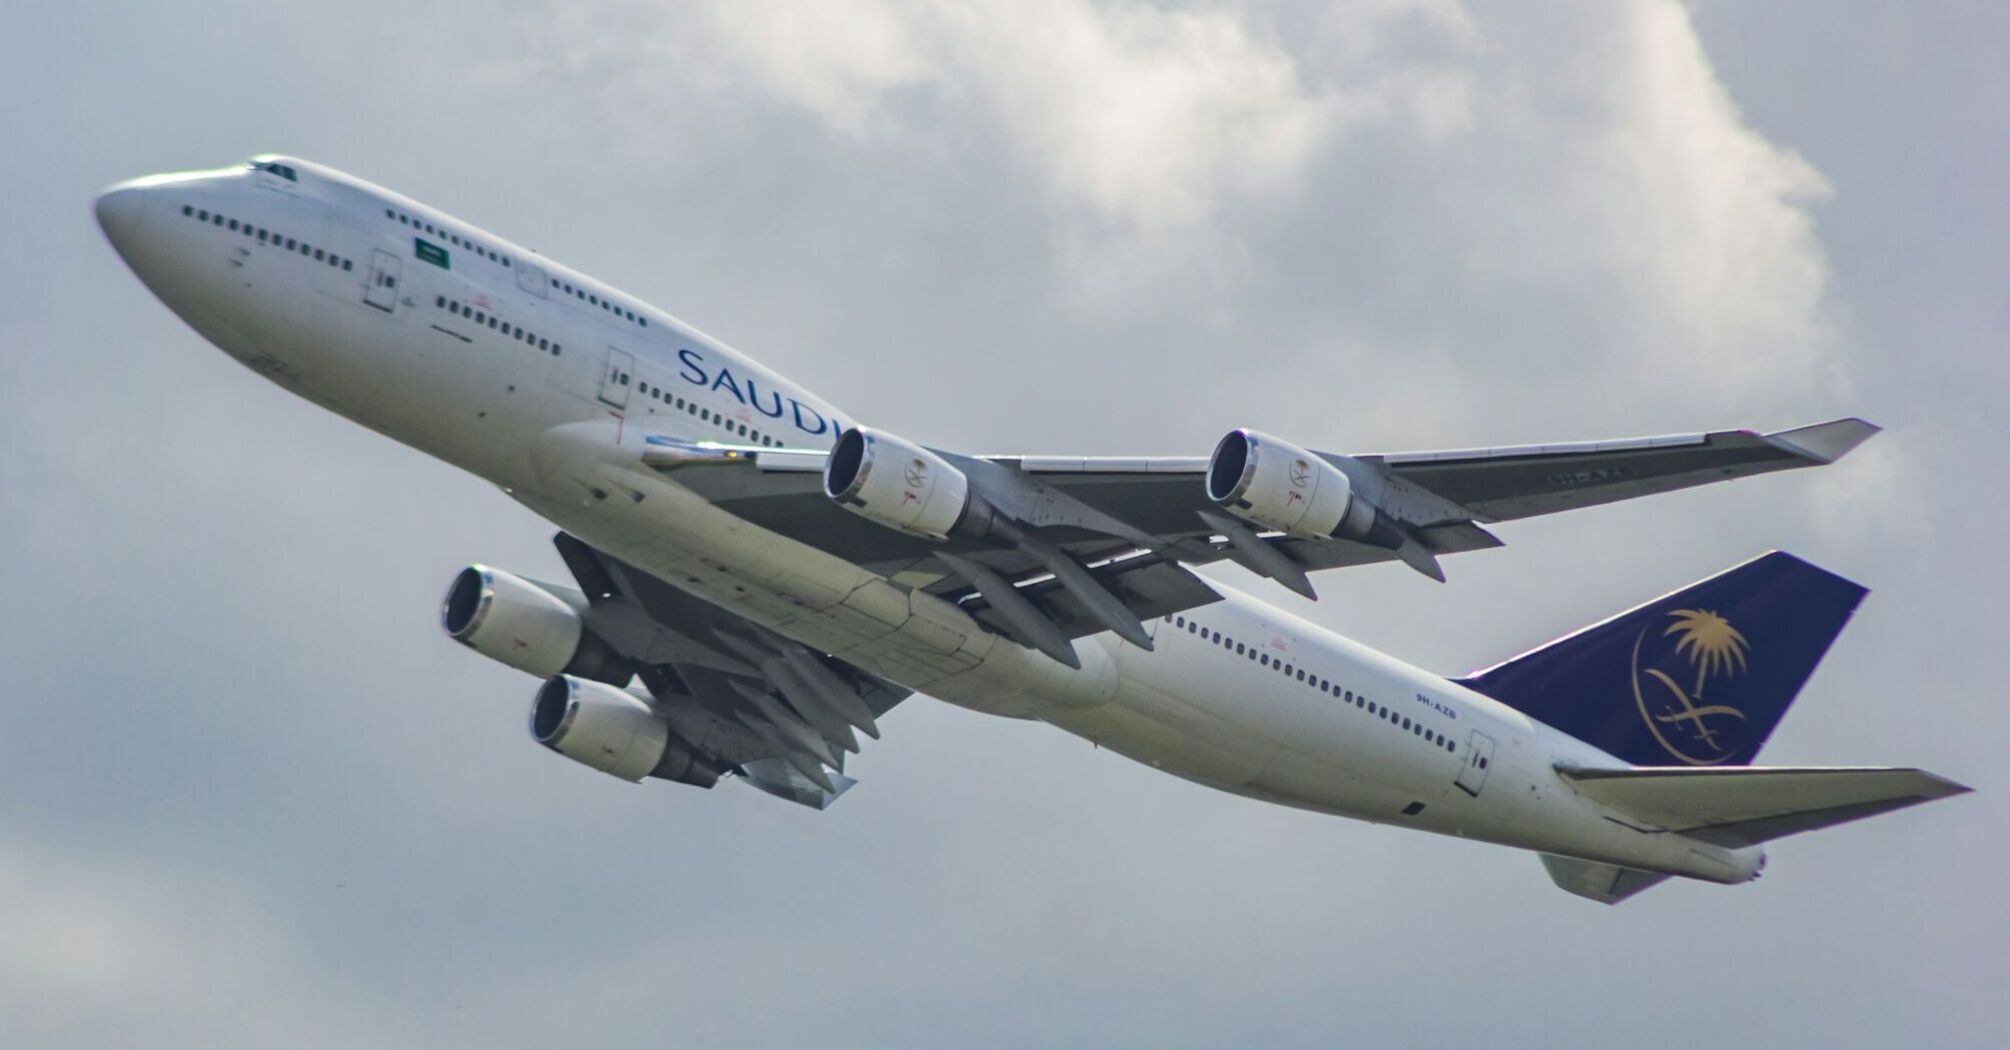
[{"x1": 518, "y1": 0, "x2": 1837, "y2": 399}]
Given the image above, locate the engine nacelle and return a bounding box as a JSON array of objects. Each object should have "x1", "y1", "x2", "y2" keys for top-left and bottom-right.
[
  {"x1": 1206, "y1": 429, "x2": 1400, "y2": 547},
  {"x1": 441, "y1": 566, "x2": 631, "y2": 683},
  {"x1": 529, "y1": 676, "x2": 727, "y2": 786},
  {"x1": 823, "y1": 426, "x2": 974, "y2": 541}
]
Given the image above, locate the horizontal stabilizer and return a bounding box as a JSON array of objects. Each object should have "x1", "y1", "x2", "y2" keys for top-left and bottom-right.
[
  {"x1": 1559, "y1": 765, "x2": 1971, "y2": 848},
  {"x1": 1540, "y1": 854, "x2": 1670, "y2": 905}
]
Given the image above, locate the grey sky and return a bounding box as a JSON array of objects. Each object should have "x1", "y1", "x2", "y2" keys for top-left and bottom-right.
[{"x1": 2, "y1": 1, "x2": 2003, "y2": 1046}]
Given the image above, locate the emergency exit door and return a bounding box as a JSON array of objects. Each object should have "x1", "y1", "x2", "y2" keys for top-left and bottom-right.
[
  {"x1": 364, "y1": 249, "x2": 401, "y2": 312},
  {"x1": 1455, "y1": 730, "x2": 1495, "y2": 797},
  {"x1": 599, "y1": 347, "x2": 634, "y2": 408}
]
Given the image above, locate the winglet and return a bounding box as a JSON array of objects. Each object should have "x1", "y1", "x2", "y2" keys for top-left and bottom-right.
[{"x1": 1763, "y1": 417, "x2": 1880, "y2": 464}]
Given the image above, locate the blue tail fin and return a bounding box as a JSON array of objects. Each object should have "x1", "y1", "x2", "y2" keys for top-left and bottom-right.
[{"x1": 1456, "y1": 552, "x2": 1867, "y2": 766}]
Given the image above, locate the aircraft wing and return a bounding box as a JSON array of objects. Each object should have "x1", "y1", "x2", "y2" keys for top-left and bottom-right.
[
  {"x1": 652, "y1": 418, "x2": 1872, "y2": 657},
  {"x1": 552, "y1": 532, "x2": 909, "y2": 809},
  {"x1": 1352, "y1": 417, "x2": 1879, "y2": 523}
]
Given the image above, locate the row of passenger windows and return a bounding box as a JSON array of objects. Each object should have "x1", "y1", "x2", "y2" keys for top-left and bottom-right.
[
  {"x1": 387, "y1": 208, "x2": 514, "y2": 269},
  {"x1": 384, "y1": 207, "x2": 648, "y2": 331},
  {"x1": 1169, "y1": 613, "x2": 1459, "y2": 754},
  {"x1": 548, "y1": 275, "x2": 647, "y2": 328},
  {"x1": 435, "y1": 296, "x2": 561, "y2": 357},
  {"x1": 179, "y1": 204, "x2": 355, "y2": 272},
  {"x1": 632, "y1": 379, "x2": 783, "y2": 446}
]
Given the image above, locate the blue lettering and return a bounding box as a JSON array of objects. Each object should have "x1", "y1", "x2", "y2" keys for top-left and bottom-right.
[
  {"x1": 790, "y1": 399, "x2": 828, "y2": 435},
  {"x1": 710, "y1": 367, "x2": 746, "y2": 404},
  {"x1": 745, "y1": 379, "x2": 785, "y2": 418},
  {"x1": 677, "y1": 348, "x2": 708, "y2": 386}
]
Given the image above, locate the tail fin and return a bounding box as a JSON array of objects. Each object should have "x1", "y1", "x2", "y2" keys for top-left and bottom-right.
[{"x1": 1457, "y1": 552, "x2": 1866, "y2": 766}]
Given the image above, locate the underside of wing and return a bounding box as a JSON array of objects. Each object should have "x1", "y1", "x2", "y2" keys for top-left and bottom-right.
[
  {"x1": 554, "y1": 532, "x2": 908, "y2": 808},
  {"x1": 636, "y1": 416, "x2": 1872, "y2": 668},
  {"x1": 1358, "y1": 418, "x2": 1879, "y2": 523}
]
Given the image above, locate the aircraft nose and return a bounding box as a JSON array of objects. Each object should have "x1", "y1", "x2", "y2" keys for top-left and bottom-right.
[{"x1": 94, "y1": 180, "x2": 150, "y2": 249}]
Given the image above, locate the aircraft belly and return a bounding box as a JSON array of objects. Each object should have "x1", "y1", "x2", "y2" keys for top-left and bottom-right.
[{"x1": 519, "y1": 463, "x2": 1054, "y2": 704}]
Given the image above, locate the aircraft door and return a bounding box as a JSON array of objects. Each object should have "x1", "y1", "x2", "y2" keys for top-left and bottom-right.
[
  {"x1": 599, "y1": 347, "x2": 634, "y2": 408},
  {"x1": 1455, "y1": 730, "x2": 1495, "y2": 797},
  {"x1": 364, "y1": 249, "x2": 402, "y2": 313},
  {"x1": 516, "y1": 256, "x2": 549, "y2": 298}
]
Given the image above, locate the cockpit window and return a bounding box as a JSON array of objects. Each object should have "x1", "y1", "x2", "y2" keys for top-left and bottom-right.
[{"x1": 248, "y1": 159, "x2": 299, "y2": 182}]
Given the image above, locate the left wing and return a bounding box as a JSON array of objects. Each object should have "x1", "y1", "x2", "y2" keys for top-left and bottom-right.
[
  {"x1": 554, "y1": 532, "x2": 908, "y2": 808},
  {"x1": 647, "y1": 418, "x2": 1872, "y2": 664}
]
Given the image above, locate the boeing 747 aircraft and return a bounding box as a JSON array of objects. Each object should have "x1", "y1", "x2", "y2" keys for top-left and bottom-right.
[{"x1": 96, "y1": 155, "x2": 1966, "y2": 903}]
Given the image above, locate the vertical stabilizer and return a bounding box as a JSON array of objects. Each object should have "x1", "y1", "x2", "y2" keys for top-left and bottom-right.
[{"x1": 1458, "y1": 552, "x2": 1866, "y2": 766}]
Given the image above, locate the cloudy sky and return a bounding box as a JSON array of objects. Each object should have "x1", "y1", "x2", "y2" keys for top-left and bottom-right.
[{"x1": 4, "y1": 0, "x2": 2004, "y2": 1045}]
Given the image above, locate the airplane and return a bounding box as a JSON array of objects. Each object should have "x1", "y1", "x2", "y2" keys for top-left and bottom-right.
[{"x1": 95, "y1": 154, "x2": 1968, "y2": 903}]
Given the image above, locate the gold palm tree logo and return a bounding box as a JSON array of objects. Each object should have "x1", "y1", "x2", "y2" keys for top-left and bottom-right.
[
  {"x1": 1631, "y1": 608, "x2": 1751, "y2": 763},
  {"x1": 1664, "y1": 608, "x2": 1750, "y2": 699}
]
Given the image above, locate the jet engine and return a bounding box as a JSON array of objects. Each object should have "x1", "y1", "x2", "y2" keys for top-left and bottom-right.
[
  {"x1": 530, "y1": 676, "x2": 729, "y2": 786},
  {"x1": 823, "y1": 426, "x2": 981, "y2": 541},
  {"x1": 441, "y1": 566, "x2": 632, "y2": 683},
  {"x1": 1206, "y1": 429, "x2": 1404, "y2": 548}
]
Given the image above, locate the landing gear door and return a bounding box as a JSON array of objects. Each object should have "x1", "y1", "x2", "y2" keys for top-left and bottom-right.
[
  {"x1": 364, "y1": 249, "x2": 401, "y2": 313},
  {"x1": 599, "y1": 347, "x2": 634, "y2": 409},
  {"x1": 1455, "y1": 730, "x2": 1495, "y2": 797}
]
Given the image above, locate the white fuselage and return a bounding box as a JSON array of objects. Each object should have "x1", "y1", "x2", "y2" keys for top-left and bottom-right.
[{"x1": 98, "y1": 157, "x2": 1762, "y2": 883}]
